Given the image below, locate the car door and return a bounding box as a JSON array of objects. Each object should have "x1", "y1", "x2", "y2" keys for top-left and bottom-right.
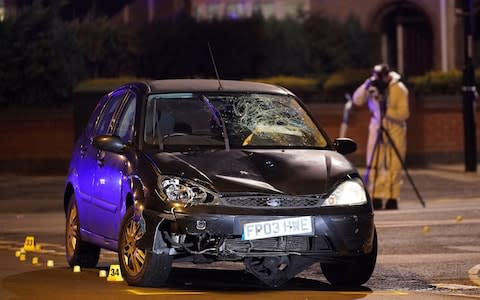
[
  {"x1": 94, "y1": 91, "x2": 136, "y2": 240},
  {"x1": 82, "y1": 89, "x2": 127, "y2": 236},
  {"x1": 75, "y1": 96, "x2": 108, "y2": 225}
]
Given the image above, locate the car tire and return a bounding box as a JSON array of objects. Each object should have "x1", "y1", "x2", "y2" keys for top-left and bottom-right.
[
  {"x1": 321, "y1": 228, "x2": 377, "y2": 286},
  {"x1": 65, "y1": 196, "x2": 100, "y2": 268},
  {"x1": 118, "y1": 207, "x2": 172, "y2": 287}
]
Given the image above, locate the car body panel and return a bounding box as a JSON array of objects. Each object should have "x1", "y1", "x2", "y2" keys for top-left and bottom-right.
[{"x1": 144, "y1": 149, "x2": 354, "y2": 195}]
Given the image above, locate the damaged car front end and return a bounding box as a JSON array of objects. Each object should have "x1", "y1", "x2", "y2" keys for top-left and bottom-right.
[{"x1": 132, "y1": 164, "x2": 375, "y2": 287}]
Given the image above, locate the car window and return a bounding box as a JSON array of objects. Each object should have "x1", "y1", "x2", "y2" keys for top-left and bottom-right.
[
  {"x1": 84, "y1": 95, "x2": 108, "y2": 138},
  {"x1": 144, "y1": 93, "x2": 328, "y2": 150},
  {"x1": 95, "y1": 90, "x2": 127, "y2": 136},
  {"x1": 114, "y1": 92, "x2": 136, "y2": 144}
]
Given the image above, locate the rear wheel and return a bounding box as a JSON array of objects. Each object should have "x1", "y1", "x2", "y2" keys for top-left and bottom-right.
[
  {"x1": 118, "y1": 207, "x2": 172, "y2": 287},
  {"x1": 321, "y1": 229, "x2": 377, "y2": 286},
  {"x1": 65, "y1": 196, "x2": 100, "y2": 268}
]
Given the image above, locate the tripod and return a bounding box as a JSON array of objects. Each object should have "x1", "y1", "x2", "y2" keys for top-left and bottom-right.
[{"x1": 364, "y1": 104, "x2": 425, "y2": 208}]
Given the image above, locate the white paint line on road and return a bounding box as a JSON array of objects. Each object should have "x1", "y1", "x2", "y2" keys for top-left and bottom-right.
[
  {"x1": 126, "y1": 289, "x2": 206, "y2": 296},
  {"x1": 339, "y1": 291, "x2": 409, "y2": 296},
  {"x1": 0, "y1": 237, "x2": 118, "y2": 264},
  {"x1": 415, "y1": 169, "x2": 480, "y2": 183},
  {"x1": 447, "y1": 246, "x2": 480, "y2": 253},
  {"x1": 378, "y1": 253, "x2": 480, "y2": 264},
  {"x1": 432, "y1": 283, "x2": 480, "y2": 290},
  {"x1": 376, "y1": 218, "x2": 480, "y2": 228}
]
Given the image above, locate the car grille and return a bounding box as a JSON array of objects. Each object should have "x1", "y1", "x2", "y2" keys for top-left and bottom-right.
[
  {"x1": 225, "y1": 236, "x2": 310, "y2": 252},
  {"x1": 221, "y1": 195, "x2": 326, "y2": 208}
]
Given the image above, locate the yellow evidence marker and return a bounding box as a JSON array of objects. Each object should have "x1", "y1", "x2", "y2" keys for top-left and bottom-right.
[
  {"x1": 23, "y1": 236, "x2": 37, "y2": 252},
  {"x1": 99, "y1": 270, "x2": 107, "y2": 278},
  {"x1": 47, "y1": 260, "x2": 54, "y2": 268},
  {"x1": 107, "y1": 264, "x2": 124, "y2": 282},
  {"x1": 32, "y1": 257, "x2": 39, "y2": 265},
  {"x1": 73, "y1": 265, "x2": 81, "y2": 273}
]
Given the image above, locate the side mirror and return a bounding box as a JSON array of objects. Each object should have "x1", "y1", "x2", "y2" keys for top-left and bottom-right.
[
  {"x1": 93, "y1": 135, "x2": 126, "y2": 154},
  {"x1": 333, "y1": 138, "x2": 357, "y2": 155}
]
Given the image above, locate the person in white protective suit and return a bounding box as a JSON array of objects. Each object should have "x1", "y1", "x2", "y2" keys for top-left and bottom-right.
[{"x1": 352, "y1": 64, "x2": 409, "y2": 210}]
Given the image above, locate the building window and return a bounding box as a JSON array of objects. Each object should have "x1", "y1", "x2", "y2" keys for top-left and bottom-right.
[
  {"x1": 285, "y1": 2, "x2": 303, "y2": 18},
  {"x1": 207, "y1": 3, "x2": 221, "y2": 20},
  {"x1": 226, "y1": 2, "x2": 246, "y2": 20},
  {"x1": 194, "y1": 4, "x2": 207, "y2": 20}
]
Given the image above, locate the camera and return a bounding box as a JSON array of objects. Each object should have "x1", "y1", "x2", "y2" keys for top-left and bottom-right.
[{"x1": 367, "y1": 79, "x2": 386, "y2": 101}]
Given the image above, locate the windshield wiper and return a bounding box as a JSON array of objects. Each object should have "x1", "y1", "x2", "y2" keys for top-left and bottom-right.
[{"x1": 201, "y1": 95, "x2": 230, "y2": 151}]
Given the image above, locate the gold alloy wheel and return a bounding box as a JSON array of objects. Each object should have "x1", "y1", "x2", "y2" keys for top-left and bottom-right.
[
  {"x1": 123, "y1": 219, "x2": 146, "y2": 276},
  {"x1": 66, "y1": 204, "x2": 78, "y2": 255}
]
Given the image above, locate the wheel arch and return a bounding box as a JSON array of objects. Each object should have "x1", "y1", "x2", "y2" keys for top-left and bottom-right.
[{"x1": 64, "y1": 182, "x2": 75, "y2": 216}]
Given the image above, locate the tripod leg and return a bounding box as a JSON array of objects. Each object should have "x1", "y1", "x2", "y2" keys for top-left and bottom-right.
[
  {"x1": 364, "y1": 127, "x2": 384, "y2": 209},
  {"x1": 382, "y1": 127, "x2": 426, "y2": 207},
  {"x1": 364, "y1": 127, "x2": 381, "y2": 185}
]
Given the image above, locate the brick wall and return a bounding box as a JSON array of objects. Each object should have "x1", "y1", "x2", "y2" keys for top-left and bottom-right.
[
  {"x1": 308, "y1": 96, "x2": 480, "y2": 166},
  {"x1": 0, "y1": 108, "x2": 74, "y2": 174},
  {"x1": 0, "y1": 98, "x2": 479, "y2": 174}
]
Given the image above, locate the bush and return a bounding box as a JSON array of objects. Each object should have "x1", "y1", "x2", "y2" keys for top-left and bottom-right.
[
  {"x1": 323, "y1": 69, "x2": 370, "y2": 93},
  {"x1": 70, "y1": 17, "x2": 139, "y2": 78},
  {"x1": 0, "y1": 2, "x2": 84, "y2": 106},
  {"x1": 138, "y1": 17, "x2": 266, "y2": 80},
  {"x1": 408, "y1": 70, "x2": 463, "y2": 95},
  {"x1": 259, "y1": 18, "x2": 309, "y2": 77},
  {"x1": 303, "y1": 15, "x2": 376, "y2": 78},
  {"x1": 248, "y1": 76, "x2": 320, "y2": 103},
  {"x1": 408, "y1": 70, "x2": 480, "y2": 95}
]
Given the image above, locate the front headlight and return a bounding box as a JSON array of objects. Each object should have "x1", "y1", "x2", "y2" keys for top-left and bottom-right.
[
  {"x1": 159, "y1": 176, "x2": 214, "y2": 204},
  {"x1": 322, "y1": 179, "x2": 367, "y2": 206}
]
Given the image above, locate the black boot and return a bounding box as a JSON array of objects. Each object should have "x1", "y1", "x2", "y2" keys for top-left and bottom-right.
[
  {"x1": 385, "y1": 198, "x2": 398, "y2": 210},
  {"x1": 373, "y1": 198, "x2": 383, "y2": 210}
]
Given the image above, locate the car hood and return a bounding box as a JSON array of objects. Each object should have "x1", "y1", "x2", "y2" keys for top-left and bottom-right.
[{"x1": 145, "y1": 149, "x2": 357, "y2": 195}]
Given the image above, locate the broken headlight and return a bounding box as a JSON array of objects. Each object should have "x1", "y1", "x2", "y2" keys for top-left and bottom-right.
[
  {"x1": 322, "y1": 179, "x2": 367, "y2": 206},
  {"x1": 159, "y1": 176, "x2": 214, "y2": 204}
]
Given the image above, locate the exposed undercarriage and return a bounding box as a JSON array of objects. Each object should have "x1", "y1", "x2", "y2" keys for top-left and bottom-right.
[{"x1": 151, "y1": 230, "x2": 336, "y2": 287}]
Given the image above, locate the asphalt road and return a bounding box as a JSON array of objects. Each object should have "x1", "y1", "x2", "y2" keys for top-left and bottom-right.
[{"x1": 0, "y1": 167, "x2": 479, "y2": 299}]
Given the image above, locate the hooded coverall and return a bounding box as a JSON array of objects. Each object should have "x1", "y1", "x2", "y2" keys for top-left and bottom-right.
[{"x1": 352, "y1": 72, "x2": 409, "y2": 200}]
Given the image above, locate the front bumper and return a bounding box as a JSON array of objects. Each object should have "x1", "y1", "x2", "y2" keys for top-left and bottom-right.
[{"x1": 139, "y1": 208, "x2": 375, "y2": 260}]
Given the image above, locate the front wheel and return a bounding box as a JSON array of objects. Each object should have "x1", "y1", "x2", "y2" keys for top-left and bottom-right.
[
  {"x1": 321, "y1": 229, "x2": 377, "y2": 286},
  {"x1": 65, "y1": 196, "x2": 100, "y2": 268},
  {"x1": 118, "y1": 207, "x2": 172, "y2": 287}
]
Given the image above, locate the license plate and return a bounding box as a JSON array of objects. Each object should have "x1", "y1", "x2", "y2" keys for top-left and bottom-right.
[{"x1": 242, "y1": 216, "x2": 313, "y2": 240}]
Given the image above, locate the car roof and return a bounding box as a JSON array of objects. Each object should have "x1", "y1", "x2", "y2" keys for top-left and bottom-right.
[{"x1": 143, "y1": 79, "x2": 294, "y2": 95}]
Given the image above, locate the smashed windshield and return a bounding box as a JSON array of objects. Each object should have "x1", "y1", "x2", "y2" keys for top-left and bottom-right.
[{"x1": 144, "y1": 93, "x2": 328, "y2": 150}]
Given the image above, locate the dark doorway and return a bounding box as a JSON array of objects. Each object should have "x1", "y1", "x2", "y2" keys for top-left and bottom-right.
[{"x1": 378, "y1": 3, "x2": 433, "y2": 77}]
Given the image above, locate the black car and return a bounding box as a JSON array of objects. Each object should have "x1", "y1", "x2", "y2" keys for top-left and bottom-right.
[{"x1": 64, "y1": 79, "x2": 376, "y2": 288}]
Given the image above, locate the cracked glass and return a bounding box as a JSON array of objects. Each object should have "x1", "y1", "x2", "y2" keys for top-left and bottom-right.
[{"x1": 144, "y1": 93, "x2": 328, "y2": 150}]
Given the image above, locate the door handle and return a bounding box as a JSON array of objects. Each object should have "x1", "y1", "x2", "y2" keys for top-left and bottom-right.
[
  {"x1": 80, "y1": 145, "x2": 87, "y2": 157},
  {"x1": 96, "y1": 151, "x2": 105, "y2": 167}
]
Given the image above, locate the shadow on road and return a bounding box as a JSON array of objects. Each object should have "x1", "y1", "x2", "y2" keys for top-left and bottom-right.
[{"x1": 3, "y1": 266, "x2": 372, "y2": 300}]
